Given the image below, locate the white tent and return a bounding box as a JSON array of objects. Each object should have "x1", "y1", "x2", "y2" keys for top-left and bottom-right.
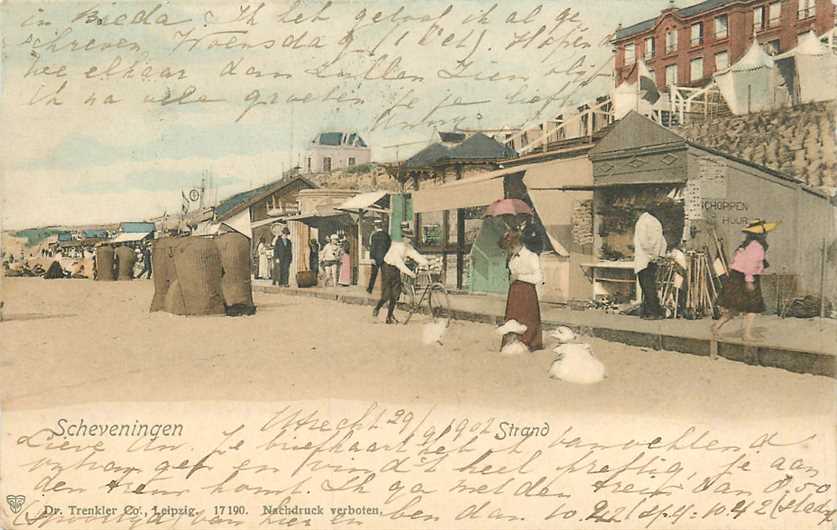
[
  {"x1": 612, "y1": 81, "x2": 639, "y2": 120},
  {"x1": 776, "y1": 31, "x2": 837, "y2": 104},
  {"x1": 110, "y1": 232, "x2": 151, "y2": 244},
  {"x1": 714, "y1": 39, "x2": 776, "y2": 115}
]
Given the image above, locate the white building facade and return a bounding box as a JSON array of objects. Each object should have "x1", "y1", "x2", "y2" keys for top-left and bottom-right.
[{"x1": 305, "y1": 132, "x2": 371, "y2": 173}]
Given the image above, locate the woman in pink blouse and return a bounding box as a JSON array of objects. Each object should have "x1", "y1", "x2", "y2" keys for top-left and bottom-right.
[{"x1": 712, "y1": 220, "x2": 776, "y2": 341}]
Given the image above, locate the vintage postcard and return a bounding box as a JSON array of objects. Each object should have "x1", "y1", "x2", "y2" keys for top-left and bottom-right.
[{"x1": 1, "y1": 0, "x2": 835, "y2": 528}]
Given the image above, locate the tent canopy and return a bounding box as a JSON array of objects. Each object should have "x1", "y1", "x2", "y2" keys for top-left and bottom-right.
[
  {"x1": 111, "y1": 232, "x2": 151, "y2": 244},
  {"x1": 776, "y1": 30, "x2": 828, "y2": 58},
  {"x1": 727, "y1": 39, "x2": 775, "y2": 72},
  {"x1": 285, "y1": 207, "x2": 352, "y2": 228},
  {"x1": 336, "y1": 191, "x2": 390, "y2": 213}
]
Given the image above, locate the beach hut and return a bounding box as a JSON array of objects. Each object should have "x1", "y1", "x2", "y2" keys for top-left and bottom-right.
[
  {"x1": 213, "y1": 175, "x2": 317, "y2": 280},
  {"x1": 285, "y1": 189, "x2": 358, "y2": 286},
  {"x1": 586, "y1": 112, "x2": 835, "y2": 309},
  {"x1": 112, "y1": 222, "x2": 155, "y2": 247}
]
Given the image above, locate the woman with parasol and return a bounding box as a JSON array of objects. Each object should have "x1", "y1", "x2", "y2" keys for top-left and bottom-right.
[
  {"x1": 487, "y1": 199, "x2": 544, "y2": 352},
  {"x1": 711, "y1": 219, "x2": 779, "y2": 341}
]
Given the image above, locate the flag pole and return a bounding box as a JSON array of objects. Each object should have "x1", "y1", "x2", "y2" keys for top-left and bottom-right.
[{"x1": 635, "y1": 61, "x2": 640, "y2": 113}]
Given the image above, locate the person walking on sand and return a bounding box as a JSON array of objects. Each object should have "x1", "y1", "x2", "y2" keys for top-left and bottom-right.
[
  {"x1": 499, "y1": 230, "x2": 544, "y2": 351},
  {"x1": 633, "y1": 206, "x2": 667, "y2": 320},
  {"x1": 373, "y1": 225, "x2": 428, "y2": 324},
  {"x1": 319, "y1": 234, "x2": 341, "y2": 287},
  {"x1": 712, "y1": 219, "x2": 777, "y2": 342},
  {"x1": 273, "y1": 227, "x2": 293, "y2": 287},
  {"x1": 367, "y1": 218, "x2": 391, "y2": 294}
]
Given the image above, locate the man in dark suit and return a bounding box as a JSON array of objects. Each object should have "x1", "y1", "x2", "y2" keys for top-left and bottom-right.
[
  {"x1": 367, "y1": 218, "x2": 391, "y2": 294},
  {"x1": 273, "y1": 227, "x2": 293, "y2": 287}
]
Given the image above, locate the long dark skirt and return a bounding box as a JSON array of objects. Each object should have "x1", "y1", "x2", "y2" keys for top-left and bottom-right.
[
  {"x1": 716, "y1": 270, "x2": 766, "y2": 314},
  {"x1": 502, "y1": 280, "x2": 543, "y2": 351}
]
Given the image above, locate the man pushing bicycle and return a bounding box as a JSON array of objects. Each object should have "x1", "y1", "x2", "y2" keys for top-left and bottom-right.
[{"x1": 373, "y1": 223, "x2": 428, "y2": 324}]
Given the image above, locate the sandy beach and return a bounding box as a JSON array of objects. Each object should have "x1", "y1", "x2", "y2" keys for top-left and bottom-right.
[{"x1": 1, "y1": 277, "x2": 832, "y2": 421}]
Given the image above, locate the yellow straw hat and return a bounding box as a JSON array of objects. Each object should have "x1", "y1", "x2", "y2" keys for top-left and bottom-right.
[{"x1": 742, "y1": 218, "x2": 780, "y2": 234}]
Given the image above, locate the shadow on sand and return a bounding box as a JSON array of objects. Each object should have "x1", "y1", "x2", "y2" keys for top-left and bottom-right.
[{"x1": 2, "y1": 312, "x2": 77, "y2": 323}]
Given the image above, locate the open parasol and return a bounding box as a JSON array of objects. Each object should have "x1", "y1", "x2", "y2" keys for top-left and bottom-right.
[{"x1": 483, "y1": 198, "x2": 533, "y2": 218}]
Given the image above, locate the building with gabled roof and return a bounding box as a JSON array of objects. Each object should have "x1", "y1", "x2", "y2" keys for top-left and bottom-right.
[
  {"x1": 305, "y1": 131, "x2": 371, "y2": 173},
  {"x1": 587, "y1": 111, "x2": 834, "y2": 301},
  {"x1": 403, "y1": 133, "x2": 517, "y2": 173}
]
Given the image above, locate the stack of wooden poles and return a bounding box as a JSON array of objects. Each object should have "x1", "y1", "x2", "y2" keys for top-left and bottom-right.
[{"x1": 658, "y1": 234, "x2": 729, "y2": 319}]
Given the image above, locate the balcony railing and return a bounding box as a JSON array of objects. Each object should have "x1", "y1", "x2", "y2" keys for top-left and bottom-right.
[{"x1": 798, "y1": 7, "x2": 815, "y2": 19}]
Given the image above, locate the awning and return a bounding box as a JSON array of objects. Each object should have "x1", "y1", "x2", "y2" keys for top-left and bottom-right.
[
  {"x1": 529, "y1": 180, "x2": 681, "y2": 190},
  {"x1": 336, "y1": 191, "x2": 390, "y2": 213},
  {"x1": 411, "y1": 165, "x2": 527, "y2": 213},
  {"x1": 221, "y1": 208, "x2": 251, "y2": 238},
  {"x1": 111, "y1": 232, "x2": 151, "y2": 244},
  {"x1": 285, "y1": 207, "x2": 352, "y2": 227},
  {"x1": 251, "y1": 217, "x2": 286, "y2": 229},
  {"x1": 522, "y1": 157, "x2": 594, "y2": 257}
]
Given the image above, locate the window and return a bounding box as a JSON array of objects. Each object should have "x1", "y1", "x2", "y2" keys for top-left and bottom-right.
[
  {"x1": 690, "y1": 23, "x2": 704, "y2": 47},
  {"x1": 624, "y1": 42, "x2": 636, "y2": 64},
  {"x1": 754, "y1": 6, "x2": 766, "y2": 30},
  {"x1": 322, "y1": 157, "x2": 332, "y2": 172},
  {"x1": 665, "y1": 64, "x2": 678, "y2": 87},
  {"x1": 690, "y1": 57, "x2": 704, "y2": 81},
  {"x1": 665, "y1": 30, "x2": 677, "y2": 53},
  {"x1": 715, "y1": 50, "x2": 729, "y2": 70},
  {"x1": 768, "y1": 2, "x2": 781, "y2": 27},
  {"x1": 306, "y1": 157, "x2": 312, "y2": 172},
  {"x1": 348, "y1": 157, "x2": 356, "y2": 167},
  {"x1": 798, "y1": 0, "x2": 815, "y2": 19},
  {"x1": 715, "y1": 15, "x2": 728, "y2": 39},
  {"x1": 644, "y1": 36, "x2": 656, "y2": 59},
  {"x1": 765, "y1": 39, "x2": 781, "y2": 55}
]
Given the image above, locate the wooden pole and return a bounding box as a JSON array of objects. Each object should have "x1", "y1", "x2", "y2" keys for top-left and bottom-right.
[
  {"x1": 456, "y1": 209, "x2": 465, "y2": 290},
  {"x1": 820, "y1": 237, "x2": 827, "y2": 320},
  {"x1": 442, "y1": 210, "x2": 450, "y2": 286}
]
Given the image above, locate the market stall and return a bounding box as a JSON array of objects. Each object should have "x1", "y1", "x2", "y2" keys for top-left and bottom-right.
[
  {"x1": 587, "y1": 112, "x2": 836, "y2": 315},
  {"x1": 335, "y1": 191, "x2": 391, "y2": 293}
]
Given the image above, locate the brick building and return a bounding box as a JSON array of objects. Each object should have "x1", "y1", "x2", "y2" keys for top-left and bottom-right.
[{"x1": 612, "y1": 0, "x2": 835, "y2": 89}]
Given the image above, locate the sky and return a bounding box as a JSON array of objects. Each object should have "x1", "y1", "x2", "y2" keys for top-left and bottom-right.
[{"x1": 0, "y1": 0, "x2": 697, "y2": 230}]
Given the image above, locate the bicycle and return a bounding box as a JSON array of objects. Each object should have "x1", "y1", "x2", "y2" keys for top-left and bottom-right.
[{"x1": 400, "y1": 264, "x2": 451, "y2": 328}]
